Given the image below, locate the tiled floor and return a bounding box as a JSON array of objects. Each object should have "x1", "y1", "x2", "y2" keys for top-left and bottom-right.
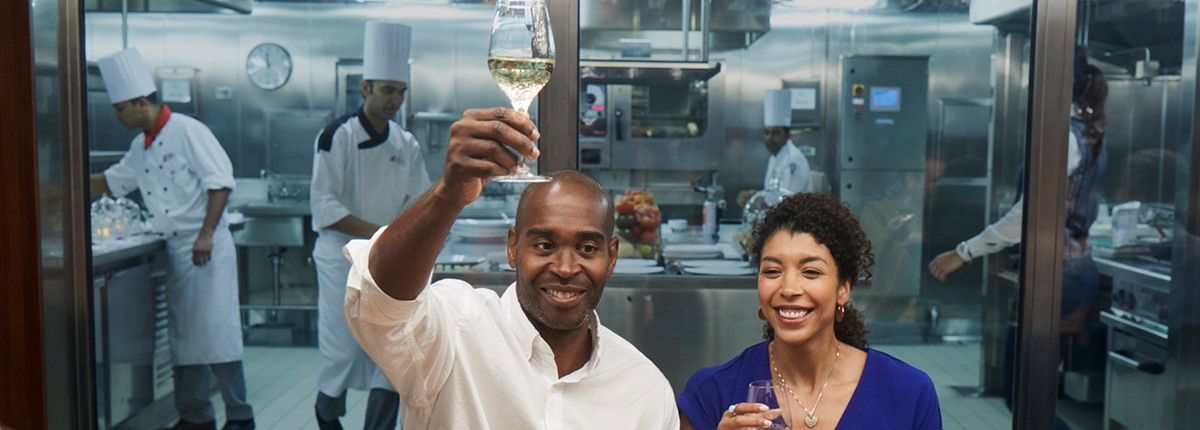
[{"x1": 194, "y1": 343, "x2": 1054, "y2": 430}]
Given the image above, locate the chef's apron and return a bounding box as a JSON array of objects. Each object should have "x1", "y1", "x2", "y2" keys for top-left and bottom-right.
[
  {"x1": 165, "y1": 223, "x2": 243, "y2": 366},
  {"x1": 315, "y1": 230, "x2": 392, "y2": 395}
]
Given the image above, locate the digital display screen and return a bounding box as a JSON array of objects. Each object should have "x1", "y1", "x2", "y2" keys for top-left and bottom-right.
[{"x1": 870, "y1": 87, "x2": 901, "y2": 112}]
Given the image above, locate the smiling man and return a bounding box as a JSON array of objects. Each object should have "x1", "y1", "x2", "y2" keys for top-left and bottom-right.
[{"x1": 341, "y1": 108, "x2": 678, "y2": 429}]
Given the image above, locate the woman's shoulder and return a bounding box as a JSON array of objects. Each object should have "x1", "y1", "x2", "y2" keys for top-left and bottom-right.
[
  {"x1": 863, "y1": 348, "x2": 937, "y2": 389},
  {"x1": 683, "y1": 341, "x2": 769, "y2": 390}
]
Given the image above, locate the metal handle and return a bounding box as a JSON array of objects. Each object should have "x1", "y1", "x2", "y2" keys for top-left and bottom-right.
[
  {"x1": 1108, "y1": 350, "x2": 1164, "y2": 374},
  {"x1": 614, "y1": 109, "x2": 624, "y2": 141}
]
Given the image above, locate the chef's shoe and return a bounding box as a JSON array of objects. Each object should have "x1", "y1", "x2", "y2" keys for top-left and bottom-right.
[
  {"x1": 165, "y1": 420, "x2": 216, "y2": 430},
  {"x1": 315, "y1": 405, "x2": 344, "y2": 430},
  {"x1": 221, "y1": 418, "x2": 256, "y2": 430}
]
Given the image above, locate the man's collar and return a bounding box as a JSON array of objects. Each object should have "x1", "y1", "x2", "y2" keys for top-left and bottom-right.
[{"x1": 143, "y1": 105, "x2": 172, "y2": 149}]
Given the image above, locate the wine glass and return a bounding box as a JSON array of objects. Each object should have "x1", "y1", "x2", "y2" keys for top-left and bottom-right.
[
  {"x1": 747, "y1": 380, "x2": 791, "y2": 429},
  {"x1": 487, "y1": 0, "x2": 555, "y2": 182}
]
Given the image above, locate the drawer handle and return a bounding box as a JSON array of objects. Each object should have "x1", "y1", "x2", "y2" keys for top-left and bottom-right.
[{"x1": 1108, "y1": 350, "x2": 1164, "y2": 374}]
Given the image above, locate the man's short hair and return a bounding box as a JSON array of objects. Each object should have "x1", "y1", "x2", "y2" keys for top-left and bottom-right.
[{"x1": 516, "y1": 170, "x2": 615, "y2": 236}]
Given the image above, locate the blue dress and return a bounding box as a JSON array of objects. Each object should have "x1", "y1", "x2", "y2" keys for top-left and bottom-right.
[{"x1": 677, "y1": 342, "x2": 942, "y2": 430}]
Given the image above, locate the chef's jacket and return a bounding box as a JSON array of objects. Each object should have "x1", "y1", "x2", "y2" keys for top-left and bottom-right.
[
  {"x1": 102, "y1": 111, "x2": 243, "y2": 366},
  {"x1": 104, "y1": 112, "x2": 236, "y2": 236},
  {"x1": 310, "y1": 108, "x2": 431, "y2": 234},
  {"x1": 765, "y1": 140, "x2": 813, "y2": 194}
]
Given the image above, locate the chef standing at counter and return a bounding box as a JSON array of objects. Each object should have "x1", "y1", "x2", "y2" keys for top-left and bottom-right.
[
  {"x1": 738, "y1": 89, "x2": 814, "y2": 206},
  {"x1": 88, "y1": 47, "x2": 255, "y2": 430},
  {"x1": 309, "y1": 21, "x2": 430, "y2": 430}
]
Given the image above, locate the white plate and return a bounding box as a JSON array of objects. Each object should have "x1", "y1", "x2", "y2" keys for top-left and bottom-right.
[
  {"x1": 451, "y1": 219, "x2": 512, "y2": 239},
  {"x1": 663, "y1": 244, "x2": 723, "y2": 259},
  {"x1": 615, "y1": 258, "x2": 659, "y2": 267},
  {"x1": 679, "y1": 259, "x2": 750, "y2": 268},
  {"x1": 683, "y1": 266, "x2": 757, "y2": 276},
  {"x1": 613, "y1": 265, "x2": 665, "y2": 275},
  {"x1": 435, "y1": 254, "x2": 485, "y2": 265}
]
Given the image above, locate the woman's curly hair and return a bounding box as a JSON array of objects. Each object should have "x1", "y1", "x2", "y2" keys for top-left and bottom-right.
[{"x1": 749, "y1": 192, "x2": 873, "y2": 348}]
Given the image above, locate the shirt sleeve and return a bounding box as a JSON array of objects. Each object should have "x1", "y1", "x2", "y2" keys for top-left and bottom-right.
[
  {"x1": 103, "y1": 139, "x2": 142, "y2": 197},
  {"x1": 181, "y1": 119, "x2": 235, "y2": 191},
  {"x1": 342, "y1": 227, "x2": 466, "y2": 408},
  {"x1": 404, "y1": 132, "x2": 432, "y2": 210},
  {"x1": 957, "y1": 130, "x2": 1079, "y2": 262},
  {"x1": 310, "y1": 127, "x2": 354, "y2": 231},
  {"x1": 675, "y1": 368, "x2": 726, "y2": 430},
  {"x1": 913, "y1": 371, "x2": 944, "y2": 430},
  {"x1": 957, "y1": 196, "x2": 1023, "y2": 262}
]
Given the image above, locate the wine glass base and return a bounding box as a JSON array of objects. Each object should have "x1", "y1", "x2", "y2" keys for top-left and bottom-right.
[{"x1": 491, "y1": 174, "x2": 552, "y2": 183}]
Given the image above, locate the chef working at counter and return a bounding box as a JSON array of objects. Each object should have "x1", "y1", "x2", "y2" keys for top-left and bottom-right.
[
  {"x1": 738, "y1": 89, "x2": 814, "y2": 207},
  {"x1": 340, "y1": 109, "x2": 679, "y2": 429},
  {"x1": 89, "y1": 47, "x2": 255, "y2": 430},
  {"x1": 310, "y1": 21, "x2": 430, "y2": 430}
]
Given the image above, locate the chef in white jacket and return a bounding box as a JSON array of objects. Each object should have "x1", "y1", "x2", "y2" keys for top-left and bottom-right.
[
  {"x1": 89, "y1": 47, "x2": 255, "y2": 430},
  {"x1": 738, "y1": 89, "x2": 814, "y2": 206},
  {"x1": 310, "y1": 21, "x2": 430, "y2": 430}
]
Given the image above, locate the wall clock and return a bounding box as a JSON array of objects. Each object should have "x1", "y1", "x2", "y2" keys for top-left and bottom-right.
[{"x1": 246, "y1": 43, "x2": 292, "y2": 90}]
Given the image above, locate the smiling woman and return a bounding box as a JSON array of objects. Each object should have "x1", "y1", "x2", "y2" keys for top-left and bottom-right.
[{"x1": 676, "y1": 192, "x2": 942, "y2": 430}]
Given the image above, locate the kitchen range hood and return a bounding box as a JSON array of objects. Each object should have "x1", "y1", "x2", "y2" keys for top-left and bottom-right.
[
  {"x1": 581, "y1": 0, "x2": 772, "y2": 56},
  {"x1": 580, "y1": 60, "x2": 722, "y2": 85},
  {"x1": 86, "y1": 0, "x2": 252, "y2": 14},
  {"x1": 970, "y1": 0, "x2": 1183, "y2": 74}
]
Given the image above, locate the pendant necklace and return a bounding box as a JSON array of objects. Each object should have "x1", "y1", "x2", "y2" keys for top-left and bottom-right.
[{"x1": 770, "y1": 341, "x2": 841, "y2": 429}]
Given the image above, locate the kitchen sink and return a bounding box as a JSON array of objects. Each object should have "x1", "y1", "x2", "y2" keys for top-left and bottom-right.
[{"x1": 230, "y1": 201, "x2": 310, "y2": 247}]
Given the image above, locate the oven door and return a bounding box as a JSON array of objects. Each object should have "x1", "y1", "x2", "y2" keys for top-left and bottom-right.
[{"x1": 1103, "y1": 311, "x2": 1170, "y2": 430}]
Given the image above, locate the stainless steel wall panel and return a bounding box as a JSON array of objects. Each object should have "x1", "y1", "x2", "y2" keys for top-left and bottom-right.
[{"x1": 84, "y1": 4, "x2": 507, "y2": 179}]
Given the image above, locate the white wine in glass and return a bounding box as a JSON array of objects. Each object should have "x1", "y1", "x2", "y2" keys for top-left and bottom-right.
[{"x1": 487, "y1": 0, "x2": 555, "y2": 182}]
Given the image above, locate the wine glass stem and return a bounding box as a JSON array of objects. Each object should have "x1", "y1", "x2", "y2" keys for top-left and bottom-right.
[{"x1": 511, "y1": 102, "x2": 533, "y2": 175}]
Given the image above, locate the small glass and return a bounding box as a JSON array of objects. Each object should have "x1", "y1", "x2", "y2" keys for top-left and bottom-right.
[{"x1": 748, "y1": 379, "x2": 791, "y2": 429}]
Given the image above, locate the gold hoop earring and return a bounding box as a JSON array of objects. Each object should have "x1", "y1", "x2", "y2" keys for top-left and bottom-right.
[{"x1": 835, "y1": 304, "x2": 845, "y2": 323}]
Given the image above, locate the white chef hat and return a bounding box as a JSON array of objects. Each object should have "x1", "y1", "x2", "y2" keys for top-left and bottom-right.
[
  {"x1": 98, "y1": 47, "x2": 157, "y2": 104},
  {"x1": 363, "y1": 21, "x2": 412, "y2": 83},
  {"x1": 763, "y1": 89, "x2": 792, "y2": 127}
]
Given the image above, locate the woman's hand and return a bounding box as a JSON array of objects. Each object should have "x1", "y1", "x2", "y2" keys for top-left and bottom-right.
[
  {"x1": 928, "y1": 250, "x2": 966, "y2": 281},
  {"x1": 718, "y1": 403, "x2": 777, "y2": 430}
]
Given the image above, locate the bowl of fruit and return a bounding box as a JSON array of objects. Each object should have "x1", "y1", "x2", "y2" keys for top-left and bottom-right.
[{"x1": 614, "y1": 189, "x2": 661, "y2": 260}]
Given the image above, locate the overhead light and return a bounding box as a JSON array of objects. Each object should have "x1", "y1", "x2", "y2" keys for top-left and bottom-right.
[{"x1": 776, "y1": 0, "x2": 885, "y2": 10}]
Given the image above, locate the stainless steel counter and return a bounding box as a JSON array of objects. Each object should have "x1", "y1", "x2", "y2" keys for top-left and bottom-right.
[
  {"x1": 1093, "y1": 255, "x2": 1171, "y2": 289},
  {"x1": 432, "y1": 271, "x2": 757, "y2": 290},
  {"x1": 92, "y1": 235, "x2": 166, "y2": 273}
]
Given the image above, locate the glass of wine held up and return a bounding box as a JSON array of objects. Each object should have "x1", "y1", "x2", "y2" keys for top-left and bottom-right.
[{"x1": 487, "y1": 0, "x2": 555, "y2": 182}]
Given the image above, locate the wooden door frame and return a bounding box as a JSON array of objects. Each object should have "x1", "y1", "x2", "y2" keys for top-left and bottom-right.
[{"x1": 1, "y1": 0, "x2": 49, "y2": 428}]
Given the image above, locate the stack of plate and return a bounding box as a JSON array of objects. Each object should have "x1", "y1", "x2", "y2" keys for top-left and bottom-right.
[
  {"x1": 680, "y1": 259, "x2": 756, "y2": 276},
  {"x1": 613, "y1": 258, "x2": 664, "y2": 274},
  {"x1": 662, "y1": 244, "x2": 723, "y2": 260},
  {"x1": 450, "y1": 218, "x2": 511, "y2": 241}
]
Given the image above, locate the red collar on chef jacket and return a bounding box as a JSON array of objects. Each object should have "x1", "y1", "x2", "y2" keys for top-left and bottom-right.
[{"x1": 143, "y1": 104, "x2": 173, "y2": 149}]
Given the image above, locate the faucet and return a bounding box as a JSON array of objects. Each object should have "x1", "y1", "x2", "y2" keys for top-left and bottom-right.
[{"x1": 261, "y1": 169, "x2": 304, "y2": 202}]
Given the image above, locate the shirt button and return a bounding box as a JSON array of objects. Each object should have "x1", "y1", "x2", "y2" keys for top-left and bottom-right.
[
  {"x1": 163, "y1": 187, "x2": 168, "y2": 192},
  {"x1": 145, "y1": 169, "x2": 149, "y2": 173}
]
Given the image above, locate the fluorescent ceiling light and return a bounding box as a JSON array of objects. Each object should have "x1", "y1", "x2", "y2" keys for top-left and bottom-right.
[{"x1": 776, "y1": 0, "x2": 885, "y2": 10}]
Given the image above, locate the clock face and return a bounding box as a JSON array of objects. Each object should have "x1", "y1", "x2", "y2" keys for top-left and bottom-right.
[{"x1": 246, "y1": 43, "x2": 292, "y2": 90}]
